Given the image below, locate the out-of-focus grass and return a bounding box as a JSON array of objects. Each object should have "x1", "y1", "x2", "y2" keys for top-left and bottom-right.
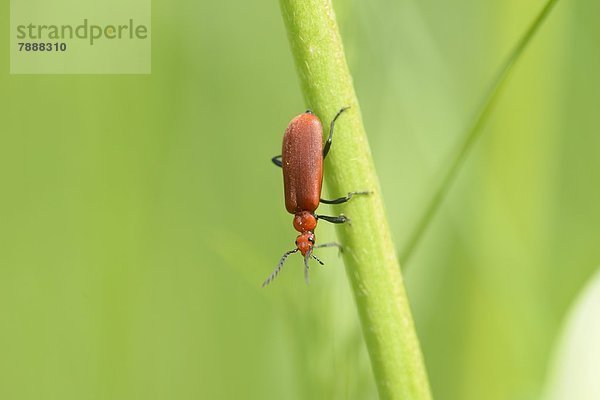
[
  {"x1": 347, "y1": 0, "x2": 600, "y2": 399},
  {"x1": 0, "y1": 0, "x2": 599, "y2": 399},
  {"x1": 543, "y1": 267, "x2": 600, "y2": 400},
  {"x1": 400, "y1": 0, "x2": 558, "y2": 266}
]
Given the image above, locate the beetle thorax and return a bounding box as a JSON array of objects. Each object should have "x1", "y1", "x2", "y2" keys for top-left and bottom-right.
[
  {"x1": 293, "y1": 211, "x2": 317, "y2": 256},
  {"x1": 293, "y1": 211, "x2": 317, "y2": 233}
]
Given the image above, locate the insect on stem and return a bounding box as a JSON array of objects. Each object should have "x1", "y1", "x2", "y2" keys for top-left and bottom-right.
[{"x1": 262, "y1": 109, "x2": 369, "y2": 286}]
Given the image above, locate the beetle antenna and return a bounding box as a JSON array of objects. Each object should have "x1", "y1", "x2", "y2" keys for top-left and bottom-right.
[
  {"x1": 304, "y1": 249, "x2": 313, "y2": 285},
  {"x1": 311, "y1": 253, "x2": 324, "y2": 265},
  {"x1": 262, "y1": 248, "x2": 298, "y2": 287}
]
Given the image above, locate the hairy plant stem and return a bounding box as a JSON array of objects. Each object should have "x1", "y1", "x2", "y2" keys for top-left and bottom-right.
[{"x1": 279, "y1": 0, "x2": 432, "y2": 398}]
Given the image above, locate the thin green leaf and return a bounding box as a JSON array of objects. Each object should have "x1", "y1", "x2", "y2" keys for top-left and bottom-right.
[{"x1": 400, "y1": 0, "x2": 560, "y2": 265}]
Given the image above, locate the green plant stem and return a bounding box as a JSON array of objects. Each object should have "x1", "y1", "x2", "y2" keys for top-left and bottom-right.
[
  {"x1": 279, "y1": 0, "x2": 432, "y2": 399},
  {"x1": 400, "y1": 0, "x2": 559, "y2": 265}
]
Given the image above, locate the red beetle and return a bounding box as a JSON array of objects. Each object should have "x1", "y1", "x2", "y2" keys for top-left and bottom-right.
[{"x1": 262, "y1": 107, "x2": 369, "y2": 286}]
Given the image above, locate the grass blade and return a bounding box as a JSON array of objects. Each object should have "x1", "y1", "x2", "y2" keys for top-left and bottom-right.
[{"x1": 400, "y1": 0, "x2": 560, "y2": 265}]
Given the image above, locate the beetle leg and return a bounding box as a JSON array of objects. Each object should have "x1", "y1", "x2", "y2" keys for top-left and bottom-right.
[
  {"x1": 315, "y1": 214, "x2": 350, "y2": 224},
  {"x1": 320, "y1": 191, "x2": 371, "y2": 205},
  {"x1": 323, "y1": 106, "x2": 350, "y2": 159},
  {"x1": 314, "y1": 242, "x2": 343, "y2": 255},
  {"x1": 271, "y1": 155, "x2": 282, "y2": 168},
  {"x1": 304, "y1": 249, "x2": 313, "y2": 285}
]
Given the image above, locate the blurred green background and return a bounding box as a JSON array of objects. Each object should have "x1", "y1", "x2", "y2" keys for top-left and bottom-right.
[{"x1": 1, "y1": 0, "x2": 599, "y2": 399}]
